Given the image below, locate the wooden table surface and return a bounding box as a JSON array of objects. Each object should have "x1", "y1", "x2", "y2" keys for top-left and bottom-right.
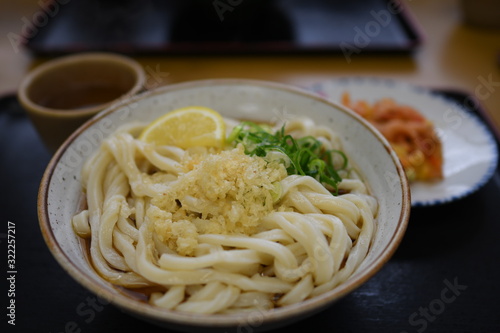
[{"x1": 1, "y1": 0, "x2": 499, "y2": 129}]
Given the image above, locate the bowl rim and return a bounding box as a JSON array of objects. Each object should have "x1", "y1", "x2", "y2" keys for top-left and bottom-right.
[{"x1": 38, "y1": 78, "x2": 411, "y2": 328}]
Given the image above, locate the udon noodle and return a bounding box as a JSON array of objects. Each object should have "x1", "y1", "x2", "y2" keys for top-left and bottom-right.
[{"x1": 72, "y1": 116, "x2": 377, "y2": 314}]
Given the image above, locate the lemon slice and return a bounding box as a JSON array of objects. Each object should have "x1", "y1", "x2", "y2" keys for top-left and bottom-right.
[{"x1": 139, "y1": 106, "x2": 226, "y2": 148}]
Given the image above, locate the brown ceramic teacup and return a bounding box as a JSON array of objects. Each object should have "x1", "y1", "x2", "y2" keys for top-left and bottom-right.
[{"x1": 18, "y1": 52, "x2": 146, "y2": 152}]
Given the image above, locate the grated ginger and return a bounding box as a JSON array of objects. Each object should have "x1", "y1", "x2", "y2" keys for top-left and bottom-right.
[{"x1": 147, "y1": 145, "x2": 287, "y2": 256}]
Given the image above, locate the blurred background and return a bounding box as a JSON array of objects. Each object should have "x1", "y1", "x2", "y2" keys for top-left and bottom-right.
[{"x1": 1, "y1": 0, "x2": 499, "y2": 132}]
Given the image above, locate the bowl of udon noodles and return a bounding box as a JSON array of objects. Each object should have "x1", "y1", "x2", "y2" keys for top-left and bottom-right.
[{"x1": 38, "y1": 79, "x2": 410, "y2": 332}]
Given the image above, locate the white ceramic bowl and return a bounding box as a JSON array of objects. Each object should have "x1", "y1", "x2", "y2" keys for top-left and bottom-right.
[{"x1": 38, "y1": 79, "x2": 410, "y2": 332}]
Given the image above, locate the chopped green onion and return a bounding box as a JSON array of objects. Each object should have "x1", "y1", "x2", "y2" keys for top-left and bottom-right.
[{"x1": 227, "y1": 122, "x2": 348, "y2": 195}]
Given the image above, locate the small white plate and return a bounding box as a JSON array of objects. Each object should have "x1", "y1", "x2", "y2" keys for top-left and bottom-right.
[{"x1": 307, "y1": 77, "x2": 499, "y2": 206}]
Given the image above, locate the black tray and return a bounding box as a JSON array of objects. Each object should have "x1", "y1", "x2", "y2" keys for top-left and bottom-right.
[
  {"x1": 24, "y1": 0, "x2": 422, "y2": 55},
  {"x1": 1, "y1": 88, "x2": 499, "y2": 333}
]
